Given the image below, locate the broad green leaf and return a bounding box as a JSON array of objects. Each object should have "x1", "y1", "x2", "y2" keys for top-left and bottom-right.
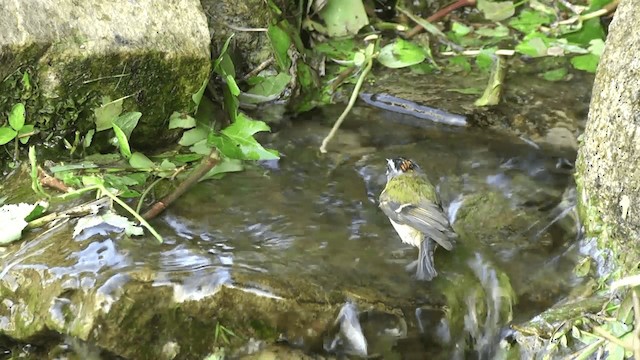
[
  {"x1": 0, "y1": 127, "x2": 17, "y2": 145},
  {"x1": 21, "y1": 72, "x2": 31, "y2": 92},
  {"x1": 246, "y1": 73, "x2": 291, "y2": 100},
  {"x1": 448, "y1": 56, "x2": 472, "y2": 73},
  {"x1": 509, "y1": 10, "x2": 554, "y2": 34},
  {"x1": 169, "y1": 112, "x2": 197, "y2": 130},
  {"x1": 451, "y1": 21, "x2": 472, "y2": 36},
  {"x1": 571, "y1": 54, "x2": 599, "y2": 73},
  {"x1": 113, "y1": 112, "x2": 142, "y2": 139},
  {"x1": 314, "y1": 38, "x2": 357, "y2": 58},
  {"x1": 81, "y1": 176, "x2": 104, "y2": 187},
  {"x1": 543, "y1": 68, "x2": 568, "y2": 81},
  {"x1": 318, "y1": 0, "x2": 369, "y2": 37},
  {"x1": 179, "y1": 127, "x2": 208, "y2": 146},
  {"x1": 223, "y1": 85, "x2": 239, "y2": 122},
  {"x1": 192, "y1": 78, "x2": 208, "y2": 112},
  {"x1": 129, "y1": 152, "x2": 156, "y2": 169},
  {"x1": 189, "y1": 139, "x2": 213, "y2": 155},
  {"x1": 588, "y1": 39, "x2": 605, "y2": 56},
  {"x1": 200, "y1": 158, "x2": 244, "y2": 181},
  {"x1": 516, "y1": 35, "x2": 550, "y2": 57},
  {"x1": 478, "y1": 0, "x2": 515, "y2": 21},
  {"x1": 213, "y1": 35, "x2": 234, "y2": 76},
  {"x1": 208, "y1": 113, "x2": 279, "y2": 160},
  {"x1": 83, "y1": 129, "x2": 95, "y2": 148},
  {"x1": 563, "y1": 18, "x2": 605, "y2": 46},
  {"x1": 476, "y1": 25, "x2": 510, "y2": 38},
  {"x1": 268, "y1": 23, "x2": 292, "y2": 71},
  {"x1": 9, "y1": 103, "x2": 25, "y2": 131},
  {"x1": 476, "y1": 50, "x2": 496, "y2": 72},
  {"x1": 94, "y1": 97, "x2": 123, "y2": 131},
  {"x1": 160, "y1": 159, "x2": 176, "y2": 171},
  {"x1": 18, "y1": 124, "x2": 34, "y2": 144},
  {"x1": 378, "y1": 39, "x2": 427, "y2": 69},
  {"x1": 112, "y1": 123, "x2": 132, "y2": 159}
]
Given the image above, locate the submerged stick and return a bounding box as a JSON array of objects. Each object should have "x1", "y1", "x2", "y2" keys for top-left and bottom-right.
[{"x1": 142, "y1": 149, "x2": 220, "y2": 220}]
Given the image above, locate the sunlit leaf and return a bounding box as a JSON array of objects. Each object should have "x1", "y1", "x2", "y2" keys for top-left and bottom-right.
[
  {"x1": 571, "y1": 54, "x2": 599, "y2": 73},
  {"x1": 94, "y1": 97, "x2": 123, "y2": 132},
  {"x1": 129, "y1": 152, "x2": 156, "y2": 169},
  {"x1": 318, "y1": 0, "x2": 369, "y2": 37},
  {"x1": 0, "y1": 127, "x2": 17, "y2": 145},
  {"x1": 9, "y1": 103, "x2": 25, "y2": 131},
  {"x1": 208, "y1": 113, "x2": 279, "y2": 160},
  {"x1": 83, "y1": 129, "x2": 95, "y2": 149},
  {"x1": 509, "y1": 10, "x2": 554, "y2": 34},
  {"x1": 478, "y1": 0, "x2": 515, "y2": 21},
  {"x1": 378, "y1": 39, "x2": 427, "y2": 68},
  {"x1": 192, "y1": 78, "x2": 208, "y2": 112},
  {"x1": 213, "y1": 35, "x2": 234, "y2": 76},
  {"x1": 112, "y1": 123, "x2": 132, "y2": 159},
  {"x1": 476, "y1": 25, "x2": 510, "y2": 38},
  {"x1": 169, "y1": 112, "x2": 197, "y2": 130},
  {"x1": 179, "y1": 127, "x2": 208, "y2": 146},
  {"x1": 451, "y1": 21, "x2": 472, "y2": 36},
  {"x1": 516, "y1": 35, "x2": 550, "y2": 57},
  {"x1": 200, "y1": 158, "x2": 244, "y2": 181},
  {"x1": 18, "y1": 124, "x2": 34, "y2": 144},
  {"x1": 189, "y1": 139, "x2": 213, "y2": 155},
  {"x1": 247, "y1": 73, "x2": 291, "y2": 98},
  {"x1": 543, "y1": 68, "x2": 568, "y2": 81},
  {"x1": 268, "y1": 23, "x2": 292, "y2": 71},
  {"x1": 113, "y1": 112, "x2": 142, "y2": 139}
]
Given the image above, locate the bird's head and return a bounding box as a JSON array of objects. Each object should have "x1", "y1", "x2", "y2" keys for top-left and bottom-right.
[{"x1": 385, "y1": 157, "x2": 419, "y2": 181}]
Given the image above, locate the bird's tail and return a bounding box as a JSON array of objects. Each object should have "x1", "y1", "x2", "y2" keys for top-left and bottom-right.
[{"x1": 416, "y1": 238, "x2": 437, "y2": 281}]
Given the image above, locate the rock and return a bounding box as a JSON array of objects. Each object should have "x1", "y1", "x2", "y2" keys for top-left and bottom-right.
[{"x1": 0, "y1": 0, "x2": 211, "y2": 148}]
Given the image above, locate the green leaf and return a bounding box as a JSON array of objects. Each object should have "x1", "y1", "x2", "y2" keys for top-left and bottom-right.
[
  {"x1": 94, "y1": 97, "x2": 124, "y2": 131},
  {"x1": 476, "y1": 25, "x2": 510, "y2": 38},
  {"x1": 378, "y1": 39, "x2": 427, "y2": 69},
  {"x1": 563, "y1": 18, "x2": 605, "y2": 46},
  {"x1": 516, "y1": 35, "x2": 551, "y2": 57},
  {"x1": 268, "y1": 23, "x2": 292, "y2": 71},
  {"x1": 571, "y1": 53, "x2": 599, "y2": 73},
  {"x1": 18, "y1": 124, "x2": 35, "y2": 144},
  {"x1": 83, "y1": 129, "x2": 95, "y2": 149},
  {"x1": 213, "y1": 35, "x2": 234, "y2": 76},
  {"x1": 478, "y1": 0, "x2": 515, "y2": 21},
  {"x1": 543, "y1": 68, "x2": 568, "y2": 81},
  {"x1": 169, "y1": 112, "x2": 197, "y2": 130},
  {"x1": 113, "y1": 112, "x2": 141, "y2": 139},
  {"x1": 112, "y1": 123, "x2": 132, "y2": 159},
  {"x1": 223, "y1": 85, "x2": 239, "y2": 122},
  {"x1": 0, "y1": 127, "x2": 17, "y2": 145},
  {"x1": 189, "y1": 139, "x2": 213, "y2": 155},
  {"x1": 247, "y1": 72, "x2": 291, "y2": 97},
  {"x1": 21, "y1": 72, "x2": 31, "y2": 92},
  {"x1": 476, "y1": 50, "x2": 495, "y2": 72},
  {"x1": 192, "y1": 78, "x2": 208, "y2": 112},
  {"x1": 9, "y1": 103, "x2": 25, "y2": 131},
  {"x1": 509, "y1": 10, "x2": 554, "y2": 34},
  {"x1": 208, "y1": 113, "x2": 279, "y2": 160},
  {"x1": 314, "y1": 39, "x2": 357, "y2": 58},
  {"x1": 448, "y1": 56, "x2": 472, "y2": 73},
  {"x1": 129, "y1": 152, "x2": 156, "y2": 169},
  {"x1": 200, "y1": 158, "x2": 244, "y2": 181},
  {"x1": 451, "y1": 21, "x2": 472, "y2": 36},
  {"x1": 226, "y1": 74, "x2": 240, "y2": 96},
  {"x1": 179, "y1": 127, "x2": 208, "y2": 146},
  {"x1": 318, "y1": 0, "x2": 369, "y2": 37}
]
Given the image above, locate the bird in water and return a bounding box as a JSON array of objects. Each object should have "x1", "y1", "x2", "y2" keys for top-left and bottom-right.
[{"x1": 378, "y1": 157, "x2": 457, "y2": 281}]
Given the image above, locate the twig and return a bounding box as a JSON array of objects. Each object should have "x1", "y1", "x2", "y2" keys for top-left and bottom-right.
[
  {"x1": 592, "y1": 326, "x2": 633, "y2": 350},
  {"x1": 241, "y1": 58, "x2": 274, "y2": 81},
  {"x1": 319, "y1": 58, "x2": 373, "y2": 153},
  {"x1": 26, "y1": 197, "x2": 110, "y2": 229},
  {"x1": 330, "y1": 66, "x2": 356, "y2": 92},
  {"x1": 142, "y1": 149, "x2": 220, "y2": 220},
  {"x1": 224, "y1": 23, "x2": 267, "y2": 32},
  {"x1": 406, "y1": 0, "x2": 477, "y2": 39},
  {"x1": 632, "y1": 289, "x2": 640, "y2": 360}
]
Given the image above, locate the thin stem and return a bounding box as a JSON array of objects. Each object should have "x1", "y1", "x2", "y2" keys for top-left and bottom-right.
[
  {"x1": 319, "y1": 58, "x2": 373, "y2": 153},
  {"x1": 100, "y1": 184, "x2": 163, "y2": 242},
  {"x1": 136, "y1": 177, "x2": 164, "y2": 214}
]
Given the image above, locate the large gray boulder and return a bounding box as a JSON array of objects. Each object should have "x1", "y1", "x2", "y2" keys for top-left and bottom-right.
[
  {"x1": 0, "y1": 0, "x2": 211, "y2": 148},
  {"x1": 575, "y1": 0, "x2": 640, "y2": 271}
]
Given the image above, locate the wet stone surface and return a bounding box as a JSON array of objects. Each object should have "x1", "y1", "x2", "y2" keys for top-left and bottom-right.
[{"x1": 0, "y1": 101, "x2": 589, "y2": 358}]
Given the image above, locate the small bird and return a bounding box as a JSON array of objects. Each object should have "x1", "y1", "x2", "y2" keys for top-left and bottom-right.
[{"x1": 378, "y1": 157, "x2": 456, "y2": 281}]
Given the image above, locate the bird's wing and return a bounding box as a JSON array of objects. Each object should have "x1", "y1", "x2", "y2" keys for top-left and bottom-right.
[{"x1": 379, "y1": 198, "x2": 455, "y2": 251}]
